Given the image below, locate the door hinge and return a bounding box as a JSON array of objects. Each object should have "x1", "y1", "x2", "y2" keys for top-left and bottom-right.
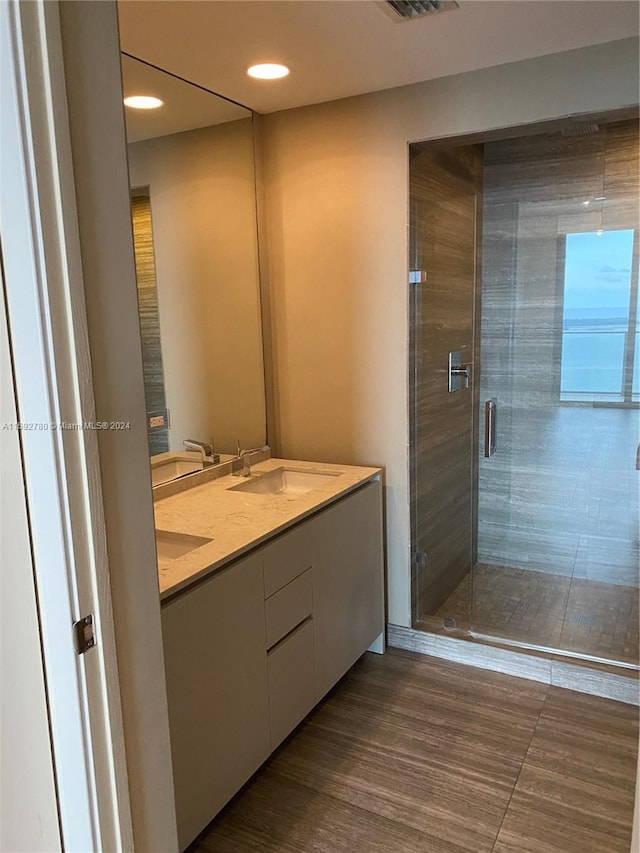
[
  {"x1": 414, "y1": 551, "x2": 428, "y2": 567},
  {"x1": 73, "y1": 614, "x2": 96, "y2": 655},
  {"x1": 409, "y1": 269, "x2": 427, "y2": 285}
]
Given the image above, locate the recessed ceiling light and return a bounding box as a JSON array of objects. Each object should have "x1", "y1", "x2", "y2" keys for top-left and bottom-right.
[
  {"x1": 582, "y1": 200, "x2": 590, "y2": 206},
  {"x1": 247, "y1": 63, "x2": 289, "y2": 80},
  {"x1": 124, "y1": 95, "x2": 164, "y2": 110},
  {"x1": 594, "y1": 196, "x2": 607, "y2": 201}
]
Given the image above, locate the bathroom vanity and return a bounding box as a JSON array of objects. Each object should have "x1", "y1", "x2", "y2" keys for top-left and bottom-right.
[
  {"x1": 154, "y1": 458, "x2": 385, "y2": 850},
  {"x1": 123, "y1": 58, "x2": 385, "y2": 848}
]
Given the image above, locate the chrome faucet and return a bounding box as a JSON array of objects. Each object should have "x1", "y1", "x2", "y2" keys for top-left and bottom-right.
[
  {"x1": 183, "y1": 438, "x2": 220, "y2": 466},
  {"x1": 232, "y1": 442, "x2": 270, "y2": 477}
]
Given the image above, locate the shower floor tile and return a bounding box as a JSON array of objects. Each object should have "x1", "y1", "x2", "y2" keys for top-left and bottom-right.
[{"x1": 434, "y1": 562, "x2": 639, "y2": 666}]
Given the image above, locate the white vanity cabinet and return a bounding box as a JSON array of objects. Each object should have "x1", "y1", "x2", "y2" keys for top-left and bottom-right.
[
  {"x1": 161, "y1": 476, "x2": 384, "y2": 850},
  {"x1": 161, "y1": 551, "x2": 271, "y2": 851},
  {"x1": 310, "y1": 480, "x2": 384, "y2": 697}
]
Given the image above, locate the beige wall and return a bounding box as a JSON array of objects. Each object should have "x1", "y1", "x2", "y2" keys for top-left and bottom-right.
[
  {"x1": 259, "y1": 37, "x2": 640, "y2": 626},
  {"x1": 127, "y1": 120, "x2": 266, "y2": 455}
]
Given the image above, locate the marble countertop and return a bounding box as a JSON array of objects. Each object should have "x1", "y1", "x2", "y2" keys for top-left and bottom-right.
[{"x1": 154, "y1": 457, "x2": 381, "y2": 600}]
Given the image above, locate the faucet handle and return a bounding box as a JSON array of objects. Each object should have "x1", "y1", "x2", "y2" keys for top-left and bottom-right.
[
  {"x1": 183, "y1": 438, "x2": 211, "y2": 456},
  {"x1": 237, "y1": 438, "x2": 241, "y2": 457}
]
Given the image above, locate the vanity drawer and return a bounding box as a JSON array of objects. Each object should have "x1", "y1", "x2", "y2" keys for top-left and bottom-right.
[
  {"x1": 262, "y1": 523, "x2": 312, "y2": 598},
  {"x1": 265, "y1": 568, "x2": 313, "y2": 650},
  {"x1": 267, "y1": 617, "x2": 315, "y2": 750}
]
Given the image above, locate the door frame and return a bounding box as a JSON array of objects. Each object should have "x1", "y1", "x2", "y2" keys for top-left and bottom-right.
[{"x1": 1, "y1": 2, "x2": 133, "y2": 848}]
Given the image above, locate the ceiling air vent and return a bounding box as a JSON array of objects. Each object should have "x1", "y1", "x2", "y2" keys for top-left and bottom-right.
[
  {"x1": 383, "y1": 0, "x2": 459, "y2": 21},
  {"x1": 560, "y1": 121, "x2": 600, "y2": 137}
]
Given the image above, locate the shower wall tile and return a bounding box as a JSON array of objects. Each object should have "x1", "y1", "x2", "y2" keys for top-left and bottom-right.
[
  {"x1": 131, "y1": 194, "x2": 169, "y2": 456},
  {"x1": 410, "y1": 143, "x2": 483, "y2": 619},
  {"x1": 572, "y1": 536, "x2": 640, "y2": 587},
  {"x1": 478, "y1": 522, "x2": 579, "y2": 577}
]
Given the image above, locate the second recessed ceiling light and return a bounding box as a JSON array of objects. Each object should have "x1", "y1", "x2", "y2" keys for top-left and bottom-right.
[
  {"x1": 124, "y1": 95, "x2": 164, "y2": 109},
  {"x1": 247, "y1": 63, "x2": 290, "y2": 80}
]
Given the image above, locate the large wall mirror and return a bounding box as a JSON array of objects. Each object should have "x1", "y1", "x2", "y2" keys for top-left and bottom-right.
[{"x1": 121, "y1": 54, "x2": 266, "y2": 460}]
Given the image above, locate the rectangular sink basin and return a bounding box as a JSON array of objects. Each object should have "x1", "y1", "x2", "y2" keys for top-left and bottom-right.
[
  {"x1": 155, "y1": 530, "x2": 212, "y2": 561},
  {"x1": 151, "y1": 453, "x2": 204, "y2": 487},
  {"x1": 229, "y1": 467, "x2": 341, "y2": 496}
]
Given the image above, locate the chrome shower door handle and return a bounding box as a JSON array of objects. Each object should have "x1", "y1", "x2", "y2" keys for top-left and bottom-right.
[{"x1": 485, "y1": 399, "x2": 497, "y2": 457}]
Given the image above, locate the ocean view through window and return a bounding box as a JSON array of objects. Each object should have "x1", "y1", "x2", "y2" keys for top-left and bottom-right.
[{"x1": 560, "y1": 229, "x2": 637, "y2": 402}]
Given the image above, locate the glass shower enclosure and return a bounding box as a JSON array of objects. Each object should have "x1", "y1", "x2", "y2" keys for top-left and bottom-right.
[{"x1": 410, "y1": 119, "x2": 639, "y2": 669}]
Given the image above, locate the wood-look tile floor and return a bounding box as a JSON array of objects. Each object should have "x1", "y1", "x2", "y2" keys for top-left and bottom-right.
[{"x1": 189, "y1": 649, "x2": 638, "y2": 853}]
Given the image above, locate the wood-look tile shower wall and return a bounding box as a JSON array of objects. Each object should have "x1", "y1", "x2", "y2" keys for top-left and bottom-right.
[
  {"x1": 478, "y1": 121, "x2": 639, "y2": 582},
  {"x1": 409, "y1": 144, "x2": 483, "y2": 621},
  {"x1": 131, "y1": 193, "x2": 169, "y2": 455}
]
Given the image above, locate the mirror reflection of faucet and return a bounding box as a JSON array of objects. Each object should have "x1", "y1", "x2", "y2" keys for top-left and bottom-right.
[
  {"x1": 233, "y1": 441, "x2": 270, "y2": 478},
  {"x1": 183, "y1": 438, "x2": 220, "y2": 466}
]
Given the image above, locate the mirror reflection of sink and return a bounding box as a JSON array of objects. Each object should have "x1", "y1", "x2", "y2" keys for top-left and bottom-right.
[
  {"x1": 155, "y1": 530, "x2": 213, "y2": 561},
  {"x1": 151, "y1": 452, "x2": 204, "y2": 487},
  {"x1": 228, "y1": 467, "x2": 341, "y2": 496}
]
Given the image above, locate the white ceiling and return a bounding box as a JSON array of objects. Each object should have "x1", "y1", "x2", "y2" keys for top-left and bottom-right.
[
  {"x1": 122, "y1": 55, "x2": 249, "y2": 142},
  {"x1": 117, "y1": 1, "x2": 639, "y2": 115}
]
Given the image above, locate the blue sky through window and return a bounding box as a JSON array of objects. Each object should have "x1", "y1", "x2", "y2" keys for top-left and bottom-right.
[
  {"x1": 561, "y1": 229, "x2": 635, "y2": 397},
  {"x1": 563, "y1": 229, "x2": 634, "y2": 326}
]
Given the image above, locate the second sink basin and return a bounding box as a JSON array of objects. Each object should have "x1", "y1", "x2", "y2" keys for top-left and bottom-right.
[
  {"x1": 151, "y1": 452, "x2": 204, "y2": 487},
  {"x1": 229, "y1": 467, "x2": 341, "y2": 496},
  {"x1": 156, "y1": 530, "x2": 213, "y2": 561}
]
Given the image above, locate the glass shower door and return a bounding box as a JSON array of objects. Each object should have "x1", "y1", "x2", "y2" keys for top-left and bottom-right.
[{"x1": 476, "y1": 121, "x2": 639, "y2": 667}]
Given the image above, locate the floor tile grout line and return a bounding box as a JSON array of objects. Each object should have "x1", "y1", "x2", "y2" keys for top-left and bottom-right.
[
  {"x1": 489, "y1": 683, "x2": 551, "y2": 853},
  {"x1": 194, "y1": 650, "x2": 640, "y2": 851}
]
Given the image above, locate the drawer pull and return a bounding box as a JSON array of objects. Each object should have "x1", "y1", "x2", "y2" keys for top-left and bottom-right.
[{"x1": 267, "y1": 616, "x2": 313, "y2": 654}]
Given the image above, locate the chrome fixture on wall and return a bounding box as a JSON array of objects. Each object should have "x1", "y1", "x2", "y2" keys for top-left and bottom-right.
[{"x1": 448, "y1": 350, "x2": 470, "y2": 392}]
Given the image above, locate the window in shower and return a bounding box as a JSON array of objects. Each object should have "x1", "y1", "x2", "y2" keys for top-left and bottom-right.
[{"x1": 560, "y1": 228, "x2": 637, "y2": 402}]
